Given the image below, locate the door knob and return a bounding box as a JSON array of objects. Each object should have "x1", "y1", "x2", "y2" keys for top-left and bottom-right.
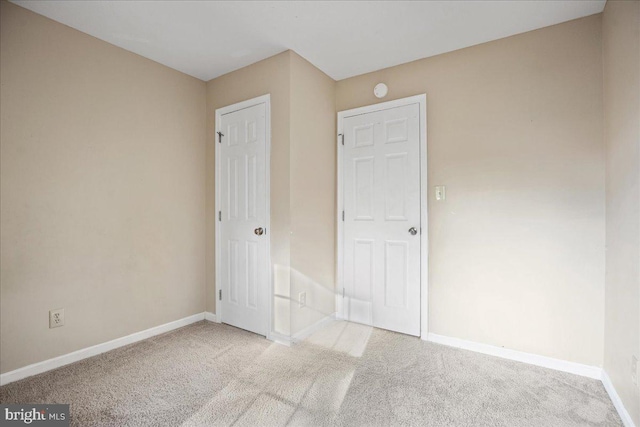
[
  {"x1": 254, "y1": 227, "x2": 264, "y2": 236},
  {"x1": 408, "y1": 227, "x2": 418, "y2": 236}
]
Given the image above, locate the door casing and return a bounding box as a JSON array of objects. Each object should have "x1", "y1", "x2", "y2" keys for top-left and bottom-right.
[
  {"x1": 336, "y1": 94, "x2": 428, "y2": 339},
  {"x1": 214, "y1": 94, "x2": 273, "y2": 341}
]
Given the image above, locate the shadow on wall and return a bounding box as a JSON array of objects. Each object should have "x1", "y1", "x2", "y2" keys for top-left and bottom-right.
[
  {"x1": 290, "y1": 267, "x2": 336, "y2": 336},
  {"x1": 273, "y1": 264, "x2": 291, "y2": 336},
  {"x1": 272, "y1": 263, "x2": 337, "y2": 338}
]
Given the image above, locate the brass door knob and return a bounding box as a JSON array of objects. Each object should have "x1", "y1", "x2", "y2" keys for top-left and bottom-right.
[{"x1": 254, "y1": 227, "x2": 264, "y2": 236}]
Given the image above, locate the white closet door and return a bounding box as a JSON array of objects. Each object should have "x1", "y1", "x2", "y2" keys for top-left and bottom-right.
[
  {"x1": 342, "y1": 103, "x2": 421, "y2": 336},
  {"x1": 219, "y1": 103, "x2": 268, "y2": 336}
]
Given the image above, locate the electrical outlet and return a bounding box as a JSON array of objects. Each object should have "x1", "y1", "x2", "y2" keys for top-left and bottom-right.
[
  {"x1": 632, "y1": 355, "x2": 638, "y2": 386},
  {"x1": 298, "y1": 292, "x2": 306, "y2": 308},
  {"x1": 49, "y1": 308, "x2": 64, "y2": 328}
]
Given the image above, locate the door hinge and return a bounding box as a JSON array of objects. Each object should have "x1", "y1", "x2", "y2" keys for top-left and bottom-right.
[
  {"x1": 217, "y1": 131, "x2": 224, "y2": 143},
  {"x1": 219, "y1": 289, "x2": 222, "y2": 300},
  {"x1": 342, "y1": 288, "x2": 345, "y2": 298},
  {"x1": 342, "y1": 211, "x2": 345, "y2": 221},
  {"x1": 218, "y1": 211, "x2": 221, "y2": 221},
  {"x1": 339, "y1": 134, "x2": 344, "y2": 146}
]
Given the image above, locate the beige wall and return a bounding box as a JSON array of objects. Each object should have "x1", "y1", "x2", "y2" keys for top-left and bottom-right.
[
  {"x1": 603, "y1": 1, "x2": 640, "y2": 424},
  {"x1": 0, "y1": 2, "x2": 207, "y2": 374},
  {"x1": 0, "y1": 0, "x2": 618, "y2": 385},
  {"x1": 206, "y1": 52, "x2": 292, "y2": 334},
  {"x1": 289, "y1": 52, "x2": 336, "y2": 336},
  {"x1": 336, "y1": 15, "x2": 605, "y2": 366}
]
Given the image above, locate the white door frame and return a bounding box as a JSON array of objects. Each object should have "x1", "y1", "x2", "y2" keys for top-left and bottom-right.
[
  {"x1": 336, "y1": 94, "x2": 429, "y2": 339},
  {"x1": 214, "y1": 94, "x2": 273, "y2": 341}
]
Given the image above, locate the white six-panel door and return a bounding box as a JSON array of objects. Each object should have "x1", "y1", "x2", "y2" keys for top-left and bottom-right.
[
  {"x1": 219, "y1": 102, "x2": 268, "y2": 336},
  {"x1": 342, "y1": 103, "x2": 422, "y2": 336}
]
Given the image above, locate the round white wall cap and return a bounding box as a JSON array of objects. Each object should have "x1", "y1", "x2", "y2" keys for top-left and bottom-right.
[{"x1": 374, "y1": 83, "x2": 388, "y2": 98}]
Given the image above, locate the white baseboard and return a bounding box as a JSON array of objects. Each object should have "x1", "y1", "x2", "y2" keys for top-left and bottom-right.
[
  {"x1": 427, "y1": 333, "x2": 636, "y2": 425},
  {"x1": 426, "y1": 333, "x2": 602, "y2": 379},
  {"x1": 3, "y1": 315, "x2": 634, "y2": 427},
  {"x1": 267, "y1": 331, "x2": 292, "y2": 347},
  {"x1": 205, "y1": 310, "x2": 291, "y2": 347},
  {"x1": 601, "y1": 370, "x2": 636, "y2": 427},
  {"x1": 0, "y1": 312, "x2": 206, "y2": 386},
  {"x1": 291, "y1": 313, "x2": 336, "y2": 344}
]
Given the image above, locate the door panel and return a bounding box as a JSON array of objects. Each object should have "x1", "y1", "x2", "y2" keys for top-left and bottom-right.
[
  {"x1": 351, "y1": 238, "x2": 374, "y2": 325},
  {"x1": 384, "y1": 240, "x2": 408, "y2": 309},
  {"x1": 354, "y1": 157, "x2": 375, "y2": 220},
  {"x1": 384, "y1": 153, "x2": 408, "y2": 220},
  {"x1": 220, "y1": 103, "x2": 268, "y2": 336},
  {"x1": 343, "y1": 103, "x2": 421, "y2": 336},
  {"x1": 228, "y1": 239, "x2": 239, "y2": 303}
]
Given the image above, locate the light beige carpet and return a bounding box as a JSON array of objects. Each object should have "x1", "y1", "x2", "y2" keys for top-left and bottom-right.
[{"x1": 0, "y1": 320, "x2": 622, "y2": 427}]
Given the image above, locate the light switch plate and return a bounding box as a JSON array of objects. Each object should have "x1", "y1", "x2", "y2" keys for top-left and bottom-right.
[{"x1": 435, "y1": 186, "x2": 446, "y2": 201}]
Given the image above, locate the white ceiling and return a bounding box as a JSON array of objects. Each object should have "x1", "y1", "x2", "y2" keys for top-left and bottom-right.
[{"x1": 13, "y1": 0, "x2": 606, "y2": 81}]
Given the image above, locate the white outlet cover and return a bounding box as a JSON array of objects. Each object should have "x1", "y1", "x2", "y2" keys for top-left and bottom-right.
[
  {"x1": 299, "y1": 292, "x2": 306, "y2": 308},
  {"x1": 49, "y1": 308, "x2": 65, "y2": 328},
  {"x1": 435, "y1": 185, "x2": 446, "y2": 201}
]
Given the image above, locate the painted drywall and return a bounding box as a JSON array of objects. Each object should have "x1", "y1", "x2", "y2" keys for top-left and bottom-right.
[
  {"x1": 603, "y1": 0, "x2": 640, "y2": 424},
  {"x1": 336, "y1": 15, "x2": 605, "y2": 367},
  {"x1": 0, "y1": 0, "x2": 615, "y2": 381},
  {"x1": 206, "y1": 52, "x2": 292, "y2": 335},
  {"x1": 289, "y1": 52, "x2": 337, "y2": 336},
  {"x1": 0, "y1": 1, "x2": 207, "y2": 374}
]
